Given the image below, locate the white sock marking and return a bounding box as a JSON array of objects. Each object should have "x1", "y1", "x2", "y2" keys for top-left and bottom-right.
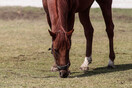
[
  {"x1": 108, "y1": 59, "x2": 114, "y2": 67},
  {"x1": 81, "y1": 56, "x2": 92, "y2": 68}
]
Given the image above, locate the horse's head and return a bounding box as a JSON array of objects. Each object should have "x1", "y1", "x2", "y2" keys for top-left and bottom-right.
[{"x1": 49, "y1": 29, "x2": 74, "y2": 78}]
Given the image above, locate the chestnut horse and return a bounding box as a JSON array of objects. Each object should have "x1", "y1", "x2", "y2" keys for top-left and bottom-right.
[{"x1": 42, "y1": 0, "x2": 115, "y2": 78}]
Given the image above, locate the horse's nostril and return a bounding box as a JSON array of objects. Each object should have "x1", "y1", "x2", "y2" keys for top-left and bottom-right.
[{"x1": 59, "y1": 72, "x2": 62, "y2": 76}]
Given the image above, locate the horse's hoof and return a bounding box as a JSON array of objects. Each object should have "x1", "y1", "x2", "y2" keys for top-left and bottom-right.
[
  {"x1": 80, "y1": 67, "x2": 89, "y2": 71},
  {"x1": 107, "y1": 65, "x2": 115, "y2": 69},
  {"x1": 51, "y1": 66, "x2": 58, "y2": 72}
]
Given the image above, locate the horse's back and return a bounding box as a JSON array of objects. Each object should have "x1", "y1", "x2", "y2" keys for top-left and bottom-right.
[{"x1": 43, "y1": 0, "x2": 94, "y2": 13}]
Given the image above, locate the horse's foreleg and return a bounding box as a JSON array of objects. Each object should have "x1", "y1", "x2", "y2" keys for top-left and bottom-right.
[
  {"x1": 47, "y1": 15, "x2": 59, "y2": 71},
  {"x1": 79, "y1": 8, "x2": 94, "y2": 71},
  {"x1": 97, "y1": 0, "x2": 115, "y2": 68}
]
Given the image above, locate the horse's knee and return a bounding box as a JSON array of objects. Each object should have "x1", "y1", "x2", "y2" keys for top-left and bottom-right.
[{"x1": 84, "y1": 28, "x2": 94, "y2": 38}]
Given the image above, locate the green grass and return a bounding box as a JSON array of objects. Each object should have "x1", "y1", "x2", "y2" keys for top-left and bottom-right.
[{"x1": 0, "y1": 7, "x2": 132, "y2": 88}]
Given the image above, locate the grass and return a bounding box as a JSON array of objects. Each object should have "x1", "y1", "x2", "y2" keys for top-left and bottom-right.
[{"x1": 0, "y1": 7, "x2": 132, "y2": 88}]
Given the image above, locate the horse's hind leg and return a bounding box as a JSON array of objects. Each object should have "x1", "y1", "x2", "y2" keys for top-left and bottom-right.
[
  {"x1": 79, "y1": 8, "x2": 94, "y2": 71},
  {"x1": 96, "y1": 0, "x2": 115, "y2": 68}
]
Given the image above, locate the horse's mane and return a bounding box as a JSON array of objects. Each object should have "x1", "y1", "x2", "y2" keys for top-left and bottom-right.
[{"x1": 57, "y1": 0, "x2": 69, "y2": 31}]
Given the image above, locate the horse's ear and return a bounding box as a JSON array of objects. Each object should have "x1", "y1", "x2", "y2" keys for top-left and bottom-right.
[
  {"x1": 66, "y1": 29, "x2": 74, "y2": 37},
  {"x1": 48, "y1": 30, "x2": 56, "y2": 39}
]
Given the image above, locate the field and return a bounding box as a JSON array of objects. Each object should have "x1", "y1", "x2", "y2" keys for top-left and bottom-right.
[{"x1": 0, "y1": 7, "x2": 132, "y2": 88}]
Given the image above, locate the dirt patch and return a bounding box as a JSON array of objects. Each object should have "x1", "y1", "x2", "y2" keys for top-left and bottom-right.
[
  {"x1": 0, "y1": 7, "x2": 45, "y2": 20},
  {"x1": 11, "y1": 51, "x2": 46, "y2": 62},
  {"x1": 128, "y1": 78, "x2": 132, "y2": 81},
  {"x1": 0, "y1": 7, "x2": 131, "y2": 22},
  {"x1": 114, "y1": 15, "x2": 132, "y2": 23}
]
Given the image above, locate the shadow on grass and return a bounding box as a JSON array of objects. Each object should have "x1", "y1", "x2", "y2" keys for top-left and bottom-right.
[{"x1": 71, "y1": 64, "x2": 132, "y2": 78}]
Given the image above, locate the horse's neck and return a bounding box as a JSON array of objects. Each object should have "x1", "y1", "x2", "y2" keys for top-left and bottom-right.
[
  {"x1": 49, "y1": 0, "x2": 68, "y2": 32},
  {"x1": 52, "y1": 24, "x2": 67, "y2": 34}
]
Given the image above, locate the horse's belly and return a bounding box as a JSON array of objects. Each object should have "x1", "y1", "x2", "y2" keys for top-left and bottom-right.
[{"x1": 75, "y1": 0, "x2": 94, "y2": 12}]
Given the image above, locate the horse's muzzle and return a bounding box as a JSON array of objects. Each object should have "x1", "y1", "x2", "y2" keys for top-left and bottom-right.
[{"x1": 59, "y1": 70, "x2": 69, "y2": 78}]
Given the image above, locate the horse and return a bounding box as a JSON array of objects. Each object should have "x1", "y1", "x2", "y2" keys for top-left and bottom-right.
[{"x1": 42, "y1": 0, "x2": 115, "y2": 78}]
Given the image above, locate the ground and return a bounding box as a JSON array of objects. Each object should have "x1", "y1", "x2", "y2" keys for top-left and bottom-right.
[{"x1": 0, "y1": 7, "x2": 132, "y2": 88}]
